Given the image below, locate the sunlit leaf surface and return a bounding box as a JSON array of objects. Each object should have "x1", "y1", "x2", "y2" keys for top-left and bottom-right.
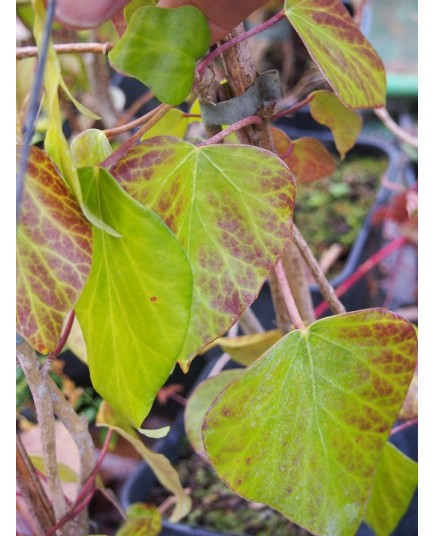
[
  {"x1": 204, "y1": 309, "x2": 417, "y2": 536},
  {"x1": 75, "y1": 167, "x2": 193, "y2": 426},
  {"x1": 109, "y1": 137, "x2": 295, "y2": 368}
]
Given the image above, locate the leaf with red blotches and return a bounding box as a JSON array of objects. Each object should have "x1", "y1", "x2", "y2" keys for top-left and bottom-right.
[
  {"x1": 309, "y1": 90, "x2": 363, "y2": 159},
  {"x1": 16, "y1": 146, "x2": 92, "y2": 354},
  {"x1": 284, "y1": 0, "x2": 386, "y2": 108},
  {"x1": 271, "y1": 127, "x2": 336, "y2": 183},
  {"x1": 204, "y1": 309, "x2": 417, "y2": 536},
  {"x1": 108, "y1": 137, "x2": 296, "y2": 369}
]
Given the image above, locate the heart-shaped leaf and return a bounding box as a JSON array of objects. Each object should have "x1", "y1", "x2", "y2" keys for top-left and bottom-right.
[
  {"x1": 365, "y1": 442, "x2": 418, "y2": 536},
  {"x1": 75, "y1": 167, "x2": 193, "y2": 427},
  {"x1": 271, "y1": 127, "x2": 336, "y2": 183},
  {"x1": 284, "y1": 0, "x2": 386, "y2": 108},
  {"x1": 309, "y1": 90, "x2": 363, "y2": 159},
  {"x1": 203, "y1": 309, "x2": 417, "y2": 536},
  {"x1": 109, "y1": 137, "x2": 296, "y2": 368},
  {"x1": 185, "y1": 369, "x2": 242, "y2": 458},
  {"x1": 16, "y1": 146, "x2": 92, "y2": 354},
  {"x1": 109, "y1": 6, "x2": 210, "y2": 105}
]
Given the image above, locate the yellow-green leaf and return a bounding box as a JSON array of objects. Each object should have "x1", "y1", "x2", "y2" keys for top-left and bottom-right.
[
  {"x1": 185, "y1": 369, "x2": 242, "y2": 457},
  {"x1": 75, "y1": 167, "x2": 193, "y2": 427},
  {"x1": 109, "y1": 137, "x2": 295, "y2": 368},
  {"x1": 71, "y1": 129, "x2": 112, "y2": 168},
  {"x1": 365, "y1": 443, "x2": 418, "y2": 536},
  {"x1": 216, "y1": 330, "x2": 282, "y2": 366},
  {"x1": 309, "y1": 90, "x2": 363, "y2": 159},
  {"x1": 284, "y1": 0, "x2": 386, "y2": 108},
  {"x1": 30, "y1": 455, "x2": 79, "y2": 483},
  {"x1": 97, "y1": 402, "x2": 192, "y2": 522},
  {"x1": 204, "y1": 309, "x2": 417, "y2": 536}
]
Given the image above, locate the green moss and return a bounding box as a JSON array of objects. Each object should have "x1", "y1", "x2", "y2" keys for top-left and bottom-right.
[{"x1": 294, "y1": 156, "x2": 388, "y2": 277}]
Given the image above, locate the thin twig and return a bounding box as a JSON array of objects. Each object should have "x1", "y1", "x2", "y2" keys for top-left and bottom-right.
[
  {"x1": 104, "y1": 104, "x2": 164, "y2": 138},
  {"x1": 239, "y1": 308, "x2": 265, "y2": 334},
  {"x1": 374, "y1": 108, "x2": 418, "y2": 148},
  {"x1": 196, "y1": 11, "x2": 286, "y2": 75},
  {"x1": 274, "y1": 261, "x2": 306, "y2": 330},
  {"x1": 48, "y1": 376, "x2": 96, "y2": 533},
  {"x1": 198, "y1": 115, "x2": 263, "y2": 146},
  {"x1": 292, "y1": 225, "x2": 346, "y2": 316},
  {"x1": 17, "y1": 0, "x2": 56, "y2": 222},
  {"x1": 272, "y1": 94, "x2": 314, "y2": 122},
  {"x1": 116, "y1": 90, "x2": 155, "y2": 127},
  {"x1": 17, "y1": 341, "x2": 69, "y2": 530},
  {"x1": 16, "y1": 42, "x2": 113, "y2": 60},
  {"x1": 16, "y1": 434, "x2": 56, "y2": 534},
  {"x1": 42, "y1": 310, "x2": 75, "y2": 373},
  {"x1": 101, "y1": 103, "x2": 173, "y2": 168},
  {"x1": 314, "y1": 236, "x2": 407, "y2": 318},
  {"x1": 208, "y1": 324, "x2": 239, "y2": 377},
  {"x1": 390, "y1": 418, "x2": 418, "y2": 436}
]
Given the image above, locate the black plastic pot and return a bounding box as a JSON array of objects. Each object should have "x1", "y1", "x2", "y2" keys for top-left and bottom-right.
[{"x1": 277, "y1": 121, "x2": 417, "y2": 316}]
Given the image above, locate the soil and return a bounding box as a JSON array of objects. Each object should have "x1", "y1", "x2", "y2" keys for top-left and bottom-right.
[
  {"x1": 294, "y1": 155, "x2": 388, "y2": 279},
  {"x1": 147, "y1": 437, "x2": 312, "y2": 536}
]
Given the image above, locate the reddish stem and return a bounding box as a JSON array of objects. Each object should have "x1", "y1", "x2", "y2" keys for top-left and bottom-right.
[
  {"x1": 390, "y1": 418, "x2": 418, "y2": 436},
  {"x1": 182, "y1": 113, "x2": 202, "y2": 118},
  {"x1": 315, "y1": 236, "x2": 407, "y2": 318},
  {"x1": 196, "y1": 11, "x2": 286, "y2": 75},
  {"x1": 43, "y1": 428, "x2": 114, "y2": 536},
  {"x1": 274, "y1": 261, "x2": 306, "y2": 330},
  {"x1": 198, "y1": 115, "x2": 263, "y2": 146},
  {"x1": 44, "y1": 492, "x2": 94, "y2": 536},
  {"x1": 272, "y1": 94, "x2": 314, "y2": 121},
  {"x1": 43, "y1": 310, "x2": 75, "y2": 372}
]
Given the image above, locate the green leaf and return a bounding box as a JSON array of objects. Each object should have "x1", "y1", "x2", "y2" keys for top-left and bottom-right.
[
  {"x1": 141, "y1": 109, "x2": 189, "y2": 141},
  {"x1": 284, "y1": 0, "x2": 386, "y2": 108},
  {"x1": 309, "y1": 90, "x2": 363, "y2": 159},
  {"x1": 117, "y1": 503, "x2": 161, "y2": 536},
  {"x1": 365, "y1": 442, "x2": 418, "y2": 536},
  {"x1": 29, "y1": 455, "x2": 79, "y2": 483},
  {"x1": 271, "y1": 127, "x2": 336, "y2": 183},
  {"x1": 185, "y1": 369, "x2": 242, "y2": 458},
  {"x1": 138, "y1": 426, "x2": 170, "y2": 439},
  {"x1": 124, "y1": 0, "x2": 156, "y2": 23},
  {"x1": 71, "y1": 129, "x2": 112, "y2": 167},
  {"x1": 109, "y1": 6, "x2": 210, "y2": 105},
  {"x1": 109, "y1": 137, "x2": 295, "y2": 368},
  {"x1": 215, "y1": 330, "x2": 283, "y2": 367},
  {"x1": 75, "y1": 167, "x2": 193, "y2": 427},
  {"x1": 203, "y1": 309, "x2": 417, "y2": 536},
  {"x1": 97, "y1": 402, "x2": 192, "y2": 522},
  {"x1": 16, "y1": 146, "x2": 92, "y2": 354}
]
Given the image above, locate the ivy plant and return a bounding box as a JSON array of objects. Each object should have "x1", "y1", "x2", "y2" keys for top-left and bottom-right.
[{"x1": 16, "y1": 0, "x2": 417, "y2": 535}]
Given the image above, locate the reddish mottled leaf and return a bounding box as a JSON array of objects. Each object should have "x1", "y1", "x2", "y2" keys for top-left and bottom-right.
[
  {"x1": 204, "y1": 309, "x2": 417, "y2": 536},
  {"x1": 16, "y1": 146, "x2": 92, "y2": 354},
  {"x1": 284, "y1": 0, "x2": 386, "y2": 108},
  {"x1": 271, "y1": 127, "x2": 336, "y2": 183},
  {"x1": 309, "y1": 90, "x2": 363, "y2": 159},
  {"x1": 109, "y1": 137, "x2": 295, "y2": 368},
  {"x1": 398, "y1": 366, "x2": 418, "y2": 420}
]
